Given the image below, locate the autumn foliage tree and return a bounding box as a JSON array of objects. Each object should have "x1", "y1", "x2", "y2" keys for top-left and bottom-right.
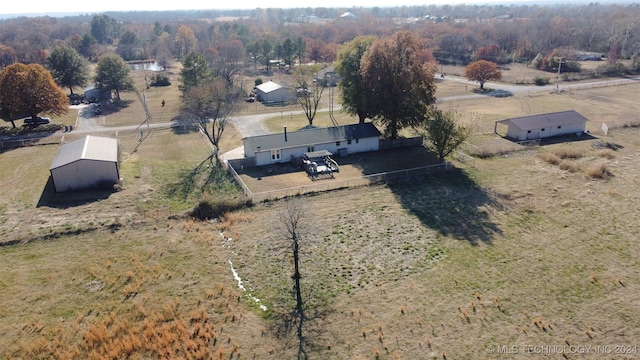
[
  {"x1": 464, "y1": 60, "x2": 502, "y2": 90},
  {"x1": 473, "y1": 44, "x2": 502, "y2": 63},
  {"x1": 0, "y1": 63, "x2": 68, "y2": 128},
  {"x1": 361, "y1": 31, "x2": 437, "y2": 139}
]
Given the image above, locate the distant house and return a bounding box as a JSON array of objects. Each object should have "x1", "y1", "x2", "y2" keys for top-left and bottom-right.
[
  {"x1": 243, "y1": 123, "x2": 382, "y2": 166},
  {"x1": 83, "y1": 84, "x2": 110, "y2": 102},
  {"x1": 339, "y1": 12, "x2": 358, "y2": 20},
  {"x1": 494, "y1": 110, "x2": 588, "y2": 141},
  {"x1": 49, "y1": 135, "x2": 120, "y2": 192},
  {"x1": 254, "y1": 81, "x2": 295, "y2": 104}
]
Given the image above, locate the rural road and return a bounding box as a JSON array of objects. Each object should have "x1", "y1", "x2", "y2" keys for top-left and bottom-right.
[{"x1": 3, "y1": 75, "x2": 636, "y2": 156}]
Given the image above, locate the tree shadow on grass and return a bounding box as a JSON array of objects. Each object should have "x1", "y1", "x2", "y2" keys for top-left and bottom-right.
[
  {"x1": 36, "y1": 176, "x2": 114, "y2": 209},
  {"x1": 171, "y1": 121, "x2": 199, "y2": 135},
  {"x1": 268, "y1": 285, "x2": 334, "y2": 359},
  {"x1": 387, "y1": 166, "x2": 503, "y2": 245}
]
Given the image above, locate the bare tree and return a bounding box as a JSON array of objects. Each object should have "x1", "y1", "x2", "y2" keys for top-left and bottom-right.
[
  {"x1": 183, "y1": 78, "x2": 241, "y2": 167},
  {"x1": 293, "y1": 65, "x2": 324, "y2": 126},
  {"x1": 278, "y1": 199, "x2": 309, "y2": 360}
]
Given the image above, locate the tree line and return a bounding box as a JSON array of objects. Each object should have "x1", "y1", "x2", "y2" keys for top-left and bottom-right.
[{"x1": 1, "y1": 4, "x2": 639, "y2": 69}]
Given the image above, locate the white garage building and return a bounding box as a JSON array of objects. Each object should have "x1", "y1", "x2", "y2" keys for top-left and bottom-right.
[
  {"x1": 494, "y1": 110, "x2": 588, "y2": 141},
  {"x1": 50, "y1": 135, "x2": 120, "y2": 192},
  {"x1": 255, "y1": 81, "x2": 295, "y2": 104}
]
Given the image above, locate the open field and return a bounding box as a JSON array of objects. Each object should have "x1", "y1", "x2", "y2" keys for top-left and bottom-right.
[{"x1": 1, "y1": 67, "x2": 640, "y2": 358}]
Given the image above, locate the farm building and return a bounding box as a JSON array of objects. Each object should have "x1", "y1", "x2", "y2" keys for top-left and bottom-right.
[
  {"x1": 494, "y1": 110, "x2": 588, "y2": 141},
  {"x1": 49, "y1": 135, "x2": 120, "y2": 193},
  {"x1": 254, "y1": 81, "x2": 295, "y2": 104},
  {"x1": 243, "y1": 123, "x2": 382, "y2": 166}
]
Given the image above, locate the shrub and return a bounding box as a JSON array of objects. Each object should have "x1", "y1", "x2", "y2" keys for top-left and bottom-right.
[
  {"x1": 559, "y1": 160, "x2": 581, "y2": 173},
  {"x1": 190, "y1": 198, "x2": 252, "y2": 220},
  {"x1": 586, "y1": 162, "x2": 611, "y2": 179},
  {"x1": 537, "y1": 152, "x2": 561, "y2": 165},
  {"x1": 533, "y1": 76, "x2": 549, "y2": 86},
  {"x1": 150, "y1": 73, "x2": 171, "y2": 87},
  {"x1": 553, "y1": 147, "x2": 584, "y2": 159},
  {"x1": 597, "y1": 149, "x2": 615, "y2": 159}
]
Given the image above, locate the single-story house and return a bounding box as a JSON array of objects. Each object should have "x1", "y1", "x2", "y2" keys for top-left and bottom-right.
[
  {"x1": 255, "y1": 81, "x2": 295, "y2": 104},
  {"x1": 49, "y1": 135, "x2": 120, "y2": 192},
  {"x1": 494, "y1": 110, "x2": 588, "y2": 141},
  {"x1": 243, "y1": 123, "x2": 382, "y2": 166},
  {"x1": 83, "y1": 84, "x2": 110, "y2": 103}
]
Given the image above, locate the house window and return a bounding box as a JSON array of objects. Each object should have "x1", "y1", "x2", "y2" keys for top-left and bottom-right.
[
  {"x1": 557, "y1": 126, "x2": 562, "y2": 129},
  {"x1": 527, "y1": 130, "x2": 531, "y2": 133},
  {"x1": 271, "y1": 149, "x2": 281, "y2": 161},
  {"x1": 347, "y1": 139, "x2": 352, "y2": 145},
  {"x1": 336, "y1": 141, "x2": 341, "y2": 146},
  {"x1": 541, "y1": 128, "x2": 545, "y2": 131},
  {"x1": 307, "y1": 146, "x2": 314, "y2": 152},
  {"x1": 355, "y1": 139, "x2": 359, "y2": 144}
]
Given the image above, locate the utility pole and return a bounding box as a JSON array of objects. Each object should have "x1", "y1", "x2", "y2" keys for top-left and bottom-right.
[{"x1": 555, "y1": 57, "x2": 565, "y2": 94}]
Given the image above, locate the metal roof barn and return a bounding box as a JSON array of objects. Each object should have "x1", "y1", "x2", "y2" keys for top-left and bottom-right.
[
  {"x1": 254, "y1": 81, "x2": 295, "y2": 104},
  {"x1": 494, "y1": 110, "x2": 588, "y2": 141},
  {"x1": 49, "y1": 135, "x2": 120, "y2": 192}
]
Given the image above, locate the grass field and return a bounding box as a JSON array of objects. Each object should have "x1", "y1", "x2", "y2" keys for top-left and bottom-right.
[{"x1": 1, "y1": 65, "x2": 640, "y2": 359}]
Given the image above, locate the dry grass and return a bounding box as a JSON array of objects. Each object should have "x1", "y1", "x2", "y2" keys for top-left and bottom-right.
[{"x1": 586, "y1": 162, "x2": 611, "y2": 179}]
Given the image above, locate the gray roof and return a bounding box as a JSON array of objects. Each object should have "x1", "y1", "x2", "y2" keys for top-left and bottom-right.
[
  {"x1": 50, "y1": 135, "x2": 118, "y2": 170},
  {"x1": 245, "y1": 122, "x2": 381, "y2": 152},
  {"x1": 496, "y1": 110, "x2": 588, "y2": 131}
]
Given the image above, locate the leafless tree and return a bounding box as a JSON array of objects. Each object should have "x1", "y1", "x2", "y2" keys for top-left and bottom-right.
[
  {"x1": 278, "y1": 199, "x2": 309, "y2": 360},
  {"x1": 182, "y1": 78, "x2": 241, "y2": 167},
  {"x1": 293, "y1": 65, "x2": 324, "y2": 126}
]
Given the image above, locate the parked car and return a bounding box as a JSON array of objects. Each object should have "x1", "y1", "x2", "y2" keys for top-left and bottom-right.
[{"x1": 23, "y1": 116, "x2": 51, "y2": 126}]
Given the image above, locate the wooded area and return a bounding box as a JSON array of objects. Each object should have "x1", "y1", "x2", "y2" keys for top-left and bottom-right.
[{"x1": 1, "y1": 4, "x2": 639, "y2": 74}]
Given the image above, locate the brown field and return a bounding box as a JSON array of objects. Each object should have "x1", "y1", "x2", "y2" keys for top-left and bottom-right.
[{"x1": 1, "y1": 66, "x2": 640, "y2": 359}]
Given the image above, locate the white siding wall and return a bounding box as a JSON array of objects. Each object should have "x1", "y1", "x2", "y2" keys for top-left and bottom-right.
[
  {"x1": 259, "y1": 88, "x2": 294, "y2": 103},
  {"x1": 51, "y1": 160, "x2": 119, "y2": 192},
  {"x1": 254, "y1": 137, "x2": 380, "y2": 166},
  {"x1": 512, "y1": 122, "x2": 586, "y2": 141}
]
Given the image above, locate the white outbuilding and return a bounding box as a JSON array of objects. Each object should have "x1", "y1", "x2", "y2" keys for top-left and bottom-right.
[
  {"x1": 254, "y1": 81, "x2": 295, "y2": 104},
  {"x1": 494, "y1": 110, "x2": 588, "y2": 141},
  {"x1": 49, "y1": 135, "x2": 120, "y2": 192}
]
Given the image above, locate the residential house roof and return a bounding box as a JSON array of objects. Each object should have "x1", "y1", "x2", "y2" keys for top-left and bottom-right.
[
  {"x1": 244, "y1": 122, "x2": 381, "y2": 153},
  {"x1": 50, "y1": 135, "x2": 118, "y2": 170},
  {"x1": 495, "y1": 110, "x2": 588, "y2": 131}
]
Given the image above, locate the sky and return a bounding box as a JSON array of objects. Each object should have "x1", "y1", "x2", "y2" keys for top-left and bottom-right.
[
  {"x1": 1, "y1": 0, "x2": 526, "y2": 17},
  {"x1": 1, "y1": 0, "x2": 629, "y2": 17}
]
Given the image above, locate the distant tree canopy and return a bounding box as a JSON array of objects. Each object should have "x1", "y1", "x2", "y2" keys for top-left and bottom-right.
[
  {"x1": 47, "y1": 45, "x2": 89, "y2": 95},
  {"x1": 0, "y1": 63, "x2": 68, "y2": 128},
  {"x1": 94, "y1": 54, "x2": 135, "y2": 101},
  {"x1": 91, "y1": 15, "x2": 121, "y2": 45},
  {"x1": 361, "y1": 30, "x2": 437, "y2": 139},
  {"x1": 464, "y1": 60, "x2": 502, "y2": 89}
]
